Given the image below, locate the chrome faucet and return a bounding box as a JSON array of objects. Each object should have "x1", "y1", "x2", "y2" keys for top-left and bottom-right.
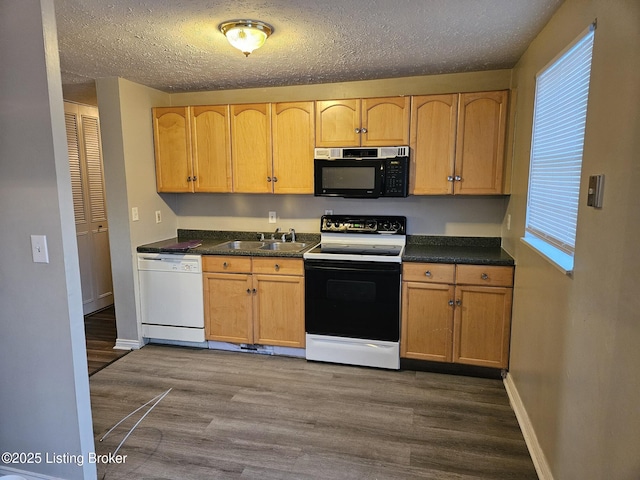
[
  {"x1": 271, "y1": 227, "x2": 280, "y2": 240},
  {"x1": 281, "y1": 228, "x2": 296, "y2": 242}
]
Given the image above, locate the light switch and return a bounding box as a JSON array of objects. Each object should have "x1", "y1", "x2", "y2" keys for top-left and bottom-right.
[
  {"x1": 587, "y1": 174, "x2": 604, "y2": 208},
  {"x1": 132, "y1": 207, "x2": 139, "y2": 222},
  {"x1": 31, "y1": 235, "x2": 49, "y2": 263}
]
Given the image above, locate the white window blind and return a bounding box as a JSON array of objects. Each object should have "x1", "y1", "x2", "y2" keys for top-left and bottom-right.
[{"x1": 525, "y1": 25, "x2": 595, "y2": 265}]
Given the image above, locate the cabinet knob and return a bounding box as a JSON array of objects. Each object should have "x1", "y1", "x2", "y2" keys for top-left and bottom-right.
[
  {"x1": 273, "y1": 176, "x2": 278, "y2": 182},
  {"x1": 355, "y1": 128, "x2": 361, "y2": 134},
  {"x1": 456, "y1": 299, "x2": 462, "y2": 306},
  {"x1": 192, "y1": 176, "x2": 197, "y2": 181},
  {"x1": 447, "y1": 176, "x2": 454, "y2": 182},
  {"x1": 252, "y1": 288, "x2": 257, "y2": 294},
  {"x1": 448, "y1": 299, "x2": 454, "y2": 306},
  {"x1": 481, "y1": 273, "x2": 489, "y2": 280},
  {"x1": 267, "y1": 176, "x2": 272, "y2": 182},
  {"x1": 223, "y1": 262, "x2": 228, "y2": 268},
  {"x1": 361, "y1": 127, "x2": 368, "y2": 134},
  {"x1": 187, "y1": 176, "x2": 192, "y2": 182},
  {"x1": 274, "y1": 263, "x2": 280, "y2": 271},
  {"x1": 246, "y1": 288, "x2": 251, "y2": 294},
  {"x1": 425, "y1": 270, "x2": 432, "y2": 277},
  {"x1": 454, "y1": 175, "x2": 462, "y2": 182}
]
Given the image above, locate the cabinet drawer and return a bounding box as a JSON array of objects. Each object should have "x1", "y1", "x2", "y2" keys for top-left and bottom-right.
[
  {"x1": 252, "y1": 258, "x2": 303, "y2": 275},
  {"x1": 403, "y1": 263, "x2": 455, "y2": 284},
  {"x1": 455, "y1": 265, "x2": 513, "y2": 287},
  {"x1": 202, "y1": 255, "x2": 252, "y2": 273}
]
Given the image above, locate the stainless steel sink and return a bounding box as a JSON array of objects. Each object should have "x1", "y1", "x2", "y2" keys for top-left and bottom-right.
[
  {"x1": 259, "y1": 242, "x2": 308, "y2": 252},
  {"x1": 212, "y1": 240, "x2": 267, "y2": 250},
  {"x1": 211, "y1": 239, "x2": 309, "y2": 253}
]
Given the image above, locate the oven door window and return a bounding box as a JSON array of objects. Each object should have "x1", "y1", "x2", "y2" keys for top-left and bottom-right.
[{"x1": 305, "y1": 260, "x2": 401, "y2": 342}]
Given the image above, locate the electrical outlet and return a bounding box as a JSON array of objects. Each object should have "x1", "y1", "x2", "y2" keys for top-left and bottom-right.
[
  {"x1": 155, "y1": 210, "x2": 162, "y2": 223},
  {"x1": 131, "y1": 207, "x2": 139, "y2": 222},
  {"x1": 325, "y1": 209, "x2": 333, "y2": 215},
  {"x1": 268, "y1": 211, "x2": 277, "y2": 224}
]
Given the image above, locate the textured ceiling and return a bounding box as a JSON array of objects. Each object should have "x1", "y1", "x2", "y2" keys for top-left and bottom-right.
[{"x1": 55, "y1": 0, "x2": 564, "y2": 105}]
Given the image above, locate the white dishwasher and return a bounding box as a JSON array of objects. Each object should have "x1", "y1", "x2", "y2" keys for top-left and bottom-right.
[{"x1": 137, "y1": 253, "x2": 205, "y2": 342}]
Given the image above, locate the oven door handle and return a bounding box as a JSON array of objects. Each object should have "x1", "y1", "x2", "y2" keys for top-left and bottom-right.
[{"x1": 304, "y1": 260, "x2": 400, "y2": 274}]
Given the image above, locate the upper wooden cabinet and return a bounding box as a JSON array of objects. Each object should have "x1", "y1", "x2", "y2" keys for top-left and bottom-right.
[
  {"x1": 153, "y1": 107, "x2": 192, "y2": 192},
  {"x1": 231, "y1": 103, "x2": 272, "y2": 193},
  {"x1": 154, "y1": 103, "x2": 314, "y2": 194},
  {"x1": 191, "y1": 105, "x2": 232, "y2": 192},
  {"x1": 153, "y1": 106, "x2": 232, "y2": 193},
  {"x1": 410, "y1": 90, "x2": 508, "y2": 195},
  {"x1": 271, "y1": 102, "x2": 315, "y2": 194},
  {"x1": 409, "y1": 94, "x2": 458, "y2": 195},
  {"x1": 315, "y1": 97, "x2": 410, "y2": 147}
]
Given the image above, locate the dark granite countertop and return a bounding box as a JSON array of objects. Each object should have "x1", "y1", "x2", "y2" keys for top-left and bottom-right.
[
  {"x1": 136, "y1": 229, "x2": 320, "y2": 258},
  {"x1": 402, "y1": 236, "x2": 514, "y2": 266},
  {"x1": 138, "y1": 231, "x2": 513, "y2": 265}
]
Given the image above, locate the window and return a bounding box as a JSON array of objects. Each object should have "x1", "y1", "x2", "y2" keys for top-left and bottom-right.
[{"x1": 523, "y1": 24, "x2": 596, "y2": 274}]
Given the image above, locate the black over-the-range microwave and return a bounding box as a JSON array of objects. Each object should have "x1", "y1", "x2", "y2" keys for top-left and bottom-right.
[{"x1": 314, "y1": 146, "x2": 410, "y2": 198}]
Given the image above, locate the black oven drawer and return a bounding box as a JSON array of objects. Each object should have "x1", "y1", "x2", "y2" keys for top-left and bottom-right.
[{"x1": 304, "y1": 260, "x2": 401, "y2": 342}]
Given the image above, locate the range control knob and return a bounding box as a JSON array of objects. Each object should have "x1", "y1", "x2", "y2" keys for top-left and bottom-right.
[
  {"x1": 365, "y1": 220, "x2": 377, "y2": 231},
  {"x1": 391, "y1": 221, "x2": 401, "y2": 232},
  {"x1": 381, "y1": 221, "x2": 391, "y2": 231}
]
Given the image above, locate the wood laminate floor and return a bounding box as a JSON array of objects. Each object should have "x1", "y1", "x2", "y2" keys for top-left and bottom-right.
[
  {"x1": 89, "y1": 345, "x2": 537, "y2": 479},
  {"x1": 85, "y1": 305, "x2": 129, "y2": 376}
]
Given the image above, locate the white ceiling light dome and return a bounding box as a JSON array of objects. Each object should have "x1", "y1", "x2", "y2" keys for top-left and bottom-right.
[{"x1": 219, "y1": 20, "x2": 274, "y2": 57}]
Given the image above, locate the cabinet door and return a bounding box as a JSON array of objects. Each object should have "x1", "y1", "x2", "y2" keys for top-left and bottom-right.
[
  {"x1": 253, "y1": 274, "x2": 305, "y2": 348},
  {"x1": 153, "y1": 107, "x2": 193, "y2": 192},
  {"x1": 272, "y1": 102, "x2": 315, "y2": 194},
  {"x1": 362, "y1": 97, "x2": 410, "y2": 146},
  {"x1": 401, "y1": 282, "x2": 454, "y2": 362},
  {"x1": 315, "y1": 99, "x2": 361, "y2": 147},
  {"x1": 453, "y1": 285, "x2": 512, "y2": 368},
  {"x1": 454, "y1": 91, "x2": 508, "y2": 195},
  {"x1": 191, "y1": 105, "x2": 232, "y2": 192},
  {"x1": 204, "y1": 273, "x2": 253, "y2": 343},
  {"x1": 231, "y1": 103, "x2": 272, "y2": 193},
  {"x1": 410, "y1": 94, "x2": 458, "y2": 195}
]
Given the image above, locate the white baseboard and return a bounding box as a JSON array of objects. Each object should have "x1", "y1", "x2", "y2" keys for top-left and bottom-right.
[
  {"x1": 504, "y1": 372, "x2": 553, "y2": 480},
  {"x1": 114, "y1": 338, "x2": 142, "y2": 350},
  {"x1": 0, "y1": 465, "x2": 62, "y2": 479}
]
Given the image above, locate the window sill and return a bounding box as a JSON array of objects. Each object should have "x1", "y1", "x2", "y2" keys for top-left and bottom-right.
[{"x1": 520, "y1": 235, "x2": 574, "y2": 276}]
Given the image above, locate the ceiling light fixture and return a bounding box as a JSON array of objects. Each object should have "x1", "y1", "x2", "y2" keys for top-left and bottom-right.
[{"x1": 218, "y1": 20, "x2": 273, "y2": 57}]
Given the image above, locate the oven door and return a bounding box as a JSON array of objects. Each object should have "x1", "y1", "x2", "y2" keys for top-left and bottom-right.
[{"x1": 304, "y1": 259, "x2": 401, "y2": 342}]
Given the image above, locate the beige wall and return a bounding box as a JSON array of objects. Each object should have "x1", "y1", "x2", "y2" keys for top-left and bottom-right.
[
  {"x1": 504, "y1": 0, "x2": 640, "y2": 478},
  {"x1": 0, "y1": 1, "x2": 95, "y2": 478},
  {"x1": 97, "y1": 77, "x2": 177, "y2": 343}
]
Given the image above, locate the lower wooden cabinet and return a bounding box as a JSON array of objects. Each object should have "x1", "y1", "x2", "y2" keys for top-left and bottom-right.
[
  {"x1": 401, "y1": 262, "x2": 513, "y2": 369},
  {"x1": 203, "y1": 256, "x2": 305, "y2": 348}
]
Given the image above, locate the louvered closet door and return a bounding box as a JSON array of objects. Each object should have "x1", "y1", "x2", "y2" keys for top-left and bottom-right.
[{"x1": 64, "y1": 102, "x2": 114, "y2": 315}]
